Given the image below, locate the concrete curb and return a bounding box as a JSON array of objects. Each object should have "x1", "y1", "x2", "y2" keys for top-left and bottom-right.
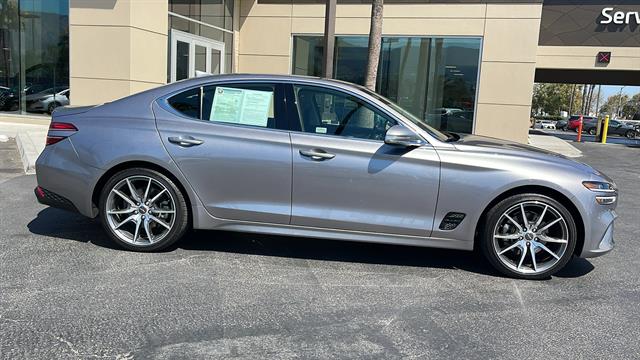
[
  {"x1": 1, "y1": 126, "x2": 48, "y2": 175},
  {"x1": 16, "y1": 131, "x2": 38, "y2": 174},
  {"x1": 528, "y1": 134, "x2": 583, "y2": 158},
  {"x1": 0, "y1": 114, "x2": 51, "y2": 126}
]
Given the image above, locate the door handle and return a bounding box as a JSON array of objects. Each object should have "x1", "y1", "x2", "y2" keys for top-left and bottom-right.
[
  {"x1": 299, "y1": 149, "x2": 335, "y2": 161},
  {"x1": 168, "y1": 136, "x2": 204, "y2": 147}
]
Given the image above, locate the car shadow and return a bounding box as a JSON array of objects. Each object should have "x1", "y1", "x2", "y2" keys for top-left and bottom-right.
[
  {"x1": 27, "y1": 207, "x2": 120, "y2": 250},
  {"x1": 27, "y1": 207, "x2": 593, "y2": 279},
  {"x1": 554, "y1": 257, "x2": 595, "y2": 278}
]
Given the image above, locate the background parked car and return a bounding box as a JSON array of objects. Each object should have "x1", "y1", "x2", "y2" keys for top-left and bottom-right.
[
  {"x1": 556, "y1": 119, "x2": 568, "y2": 131},
  {"x1": 0, "y1": 83, "x2": 55, "y2": 112},
  {"x1": 568, "y1": 115, "x2": 597, "y2": 131},
  {"x1": 425, "y1": 108, "x2": 473, "y2": 133},
  {"x1": 582, "y1": 118, "x2": 637, "y2": 139},
  {"x1": 26, "y1": 87, "x2": 70, "y2": 114},
  {"x1": 533, "y1": 119, "x2": 556, "y2": 130}
]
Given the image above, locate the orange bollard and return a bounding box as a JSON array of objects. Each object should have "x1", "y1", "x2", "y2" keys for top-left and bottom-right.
[{"x1": 576, "y1": 115, "x2": 583, "y2": 142}]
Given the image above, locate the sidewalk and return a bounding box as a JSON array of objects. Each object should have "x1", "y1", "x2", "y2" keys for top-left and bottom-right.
[
  {"x1": 0, "y1": 116, "x2": 50, "y2": 174},
  {"x1": 527, "y1": 133, "x2": 582, "y2": 158}
]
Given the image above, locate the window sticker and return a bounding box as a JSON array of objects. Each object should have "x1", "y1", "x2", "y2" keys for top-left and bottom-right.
[
  {"x1": 315, "y1": 127, "x2": 327, "y2": 134},
  {"x1": 210, "y1": 87, "x2": 273, "y2": 127}
]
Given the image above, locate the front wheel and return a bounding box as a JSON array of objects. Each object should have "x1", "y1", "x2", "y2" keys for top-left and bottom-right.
[
  {"x1": 625, "y1": 130, "x2": 636, "y2": 139},
  {"x1": 480, "y1": 194, "x2": 577, "y2": 279},
  {"x1": 588, "y1": 128, "x2": 597, "y2": 135},
  {"x1": 99, "y1": 168, "x2": 189, "y2": 251}
]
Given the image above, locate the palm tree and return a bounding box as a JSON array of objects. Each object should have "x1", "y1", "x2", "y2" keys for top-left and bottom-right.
[{"x1": 364, "y1": 0, "x2": 383, "y2": 91}]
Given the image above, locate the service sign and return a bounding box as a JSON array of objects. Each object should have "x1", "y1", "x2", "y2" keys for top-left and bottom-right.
[
  {"x1": 600, "y1": 7, "x2": 640, "y2": 25},
  {"x1": 539, "y1": 1, "x2": 640, "y2": 47}
]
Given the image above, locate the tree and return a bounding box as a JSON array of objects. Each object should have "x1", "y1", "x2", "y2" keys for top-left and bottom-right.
[
  {"x1": 531, "y1": 83, "x2": 582, "y2": 116},
  {"x1": 364, "y1": 0, "x2": 383, "y2": 91},
  {"x1": 600, "y1": 93, "x2": 632, "y2": 118},
  {"x1": 625, "y1": 93, "x2": 640, "y2": 118}
]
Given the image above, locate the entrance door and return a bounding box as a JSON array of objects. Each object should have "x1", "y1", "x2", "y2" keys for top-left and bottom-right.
[{"x1": 170, "y1": 29, "x2": 225, "y2": 82}]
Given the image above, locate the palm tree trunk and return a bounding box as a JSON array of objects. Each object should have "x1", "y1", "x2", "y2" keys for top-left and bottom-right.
[{"x1": 364, "y1": 0, "x2": 384, "y2": 91}]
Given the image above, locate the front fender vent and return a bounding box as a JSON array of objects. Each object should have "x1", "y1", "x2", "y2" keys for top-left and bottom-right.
[{"x1": 439, "y1": 212, "x2": 466, "y2": 230}]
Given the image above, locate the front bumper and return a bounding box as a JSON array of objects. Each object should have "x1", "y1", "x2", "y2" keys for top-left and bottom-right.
[{"x1": 580, "y1": 208, "x2": 617, "y2": 258}]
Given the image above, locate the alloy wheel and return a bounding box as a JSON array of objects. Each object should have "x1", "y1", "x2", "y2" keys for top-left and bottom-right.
[
  {"x1": 105, "y1": 176, "x2": 176, "y2": 245},
  {"x1": 492, "y1": 201, "x2": 569, "y2": 275}
]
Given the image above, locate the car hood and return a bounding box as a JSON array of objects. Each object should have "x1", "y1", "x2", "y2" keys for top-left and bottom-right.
[
  {"x1": 25, "y1": 93, "x2": 51, "y2": 101},
  {"x1": 451, "y1": 133, "x2": 599, "y2": 175}
]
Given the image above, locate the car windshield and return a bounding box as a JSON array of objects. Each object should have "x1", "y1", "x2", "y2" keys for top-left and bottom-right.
[{"x1": 356, "y1": 86, "x2": 451, "y2": 142}]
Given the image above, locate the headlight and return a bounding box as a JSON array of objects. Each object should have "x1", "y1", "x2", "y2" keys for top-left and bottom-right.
[{"x1": 582, "y1": 181, "x2": 616, "y2": 192}]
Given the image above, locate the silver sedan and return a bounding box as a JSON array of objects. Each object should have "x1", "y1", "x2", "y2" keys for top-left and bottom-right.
[{"x1": 35, "y1": 74, "x2": 617, "y2": 279}]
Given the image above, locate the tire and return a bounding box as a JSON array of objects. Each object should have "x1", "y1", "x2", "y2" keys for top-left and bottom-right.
[
  {"x1": 625, "y1": 130, "x2": 636, "y2": 139},
  {"x1": 588, "y1": 128, "x2": 597, "y2": 135},
  {"x1": 99, "y1": 168, "x2": 189, "y2": 251},
  {"x1": 47, "y1": 102, "x2": 61, "y2": 115},
  {"x1": 480, "y1": 193, "x2": 577, "y2": 280}
]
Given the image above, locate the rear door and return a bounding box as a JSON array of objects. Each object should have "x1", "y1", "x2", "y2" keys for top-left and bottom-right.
[
  {"x1": 154, "y1": 82, "x2": 292, "y2": 224},
  {"x1": 286, "y1": 83, "x2": 441, "y2": 237}
]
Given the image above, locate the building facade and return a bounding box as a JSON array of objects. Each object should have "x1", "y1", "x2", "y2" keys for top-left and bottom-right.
[{"x1": 1, "y1": 0, "x2": 639, "y2": 143}]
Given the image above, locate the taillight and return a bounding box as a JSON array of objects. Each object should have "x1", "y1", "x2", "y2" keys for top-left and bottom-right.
[
  {"x1": 46, "y1": 122, "x2": 78, "y2": 146},
  {"x1": 49, "y1": 122, "x2": 77, "y2": 131}
]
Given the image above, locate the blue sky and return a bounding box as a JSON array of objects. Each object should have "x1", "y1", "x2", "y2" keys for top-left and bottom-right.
[{"x1": 601, "y1": 85, "x2": 640, "y2": 100}]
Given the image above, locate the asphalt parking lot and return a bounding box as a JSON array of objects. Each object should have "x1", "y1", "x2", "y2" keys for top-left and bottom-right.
[{"x1": 1, "y1": 141, "x2": 639, "y2": 359}]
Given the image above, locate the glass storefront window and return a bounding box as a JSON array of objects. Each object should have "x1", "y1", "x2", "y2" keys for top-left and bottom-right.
[
  {"x1": 291, "y1": 35, "x2": 481, "y2": 134},
  {"x1": 168, "y1": 0, "x2": 233, "y2": 81},
  {"x1": 0, "y1": 0, "x2": 20, "y2": 112},
  {"x1": 0, "y1": 0, "x2": 69, "y2": 115},
  {"x1": 170, "y1": 0, "x2": 233, "y2": 31}
]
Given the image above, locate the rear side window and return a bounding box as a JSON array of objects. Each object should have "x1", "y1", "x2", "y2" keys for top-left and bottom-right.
[
  {"x1": 166, "y1": 83, "x2": 285, "y2": 130},
  {"x1": 167, "y1": 88, "x2": 200, "y2": 119},
  {"x1": 202, "y1": 84, "x2": 277, "y2": 129}
]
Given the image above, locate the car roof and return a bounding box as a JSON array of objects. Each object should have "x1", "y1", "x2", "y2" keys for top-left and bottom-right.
[{"x1": 168, "y1": 73, "x2": 360, "y2": 92}]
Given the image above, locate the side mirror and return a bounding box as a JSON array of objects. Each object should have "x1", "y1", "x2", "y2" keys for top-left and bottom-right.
[{"x1": 384, "y1": 125, "x2": 426, "y2": 147}]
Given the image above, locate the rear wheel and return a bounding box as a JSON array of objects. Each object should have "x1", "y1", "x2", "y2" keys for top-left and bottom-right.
[
  {"x1": 99, "y1": 168, "x2": 189, "y2": 251},
  {"x1": 588, "y1": 127, "x2": 597, "y2": 135},
  {"x1": 625, "y1": 130, "x2": 636, "y2": 139},
  {"x1": 480, "y1": 194, "x2": 577, "y2": 279}
]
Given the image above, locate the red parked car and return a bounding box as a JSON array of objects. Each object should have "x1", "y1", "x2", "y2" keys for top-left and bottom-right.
[{"x1": 568, "y1": 115, "x2": 597, "y2": 131}]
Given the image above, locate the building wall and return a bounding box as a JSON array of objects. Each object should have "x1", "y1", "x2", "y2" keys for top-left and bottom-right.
[
  {"x1": 236, "y1": 1, "x2": 543, "y2": 143},
  {"x1": 69, "y1": 0, "x2": 168, "y2": 106},
  {"x1": 537, "y1": 46, "x2": 640, "y2": 70}
]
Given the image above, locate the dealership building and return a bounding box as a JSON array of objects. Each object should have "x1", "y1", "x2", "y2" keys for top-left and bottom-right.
[{"x1": 0, "y1": 0, "x2": 639, "y2": 142}]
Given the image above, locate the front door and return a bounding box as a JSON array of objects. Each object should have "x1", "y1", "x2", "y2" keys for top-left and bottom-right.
[
  {"x1": 154, "y1": 82, "x2": 292, "y2": 224},
  {"x1": 170, "y1": 30, "x2": 225, "y2": 82},
  {"x1": 287, "y1": 84, "x2": 441, "y2": 237}
]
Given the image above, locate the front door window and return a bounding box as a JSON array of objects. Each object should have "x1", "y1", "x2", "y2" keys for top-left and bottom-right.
[{"x1": 292, "y1": 85, "x2": 397, "y2": 141}]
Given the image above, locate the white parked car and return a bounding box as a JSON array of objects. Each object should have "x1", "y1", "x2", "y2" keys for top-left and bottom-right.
[
  {"x1": 534, "y1": 120, "x2": 557, "y2": 130},
  {"x1": 26, "y1": 87, "x2": 70, "y2": 114}
]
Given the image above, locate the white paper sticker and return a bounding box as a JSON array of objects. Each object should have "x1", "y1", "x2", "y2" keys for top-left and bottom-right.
[
  {"x1": 315, "y1": 127, "x2": 327, "y2": 134},
  {"x1": 210, "y1": 87, "x2": 273, "y2": 127}
]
